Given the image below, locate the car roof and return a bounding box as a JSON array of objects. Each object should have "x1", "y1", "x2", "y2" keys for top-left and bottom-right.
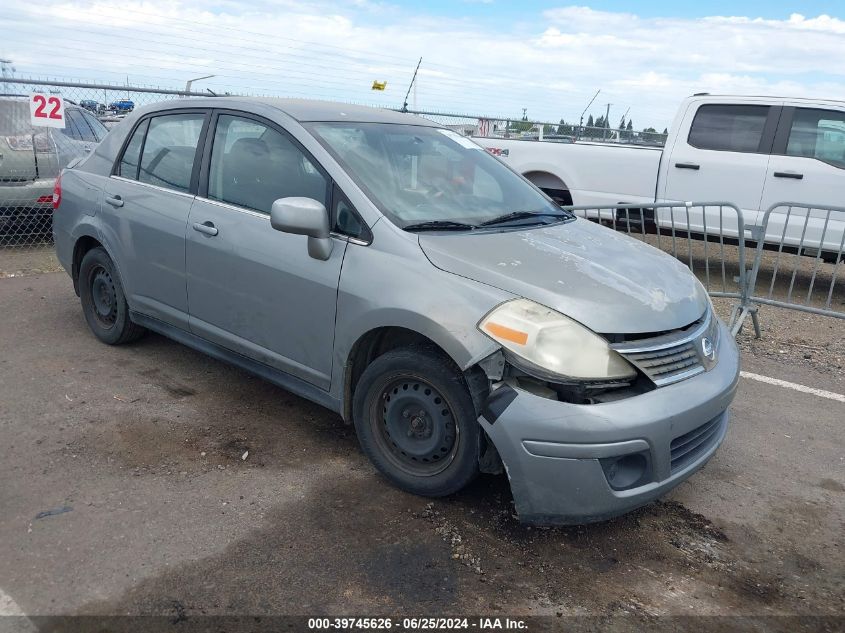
[
  {"x1": 140, "y1": 96, "x2": 439, "y2": 125},
  {"x1": 687, "y1": 93, "x2": 845, "y2": 106}
]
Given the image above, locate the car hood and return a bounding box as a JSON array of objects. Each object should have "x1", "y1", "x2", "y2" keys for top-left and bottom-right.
[{"x1": 418, "y1": 219, "x2": 708, "y2": 334}]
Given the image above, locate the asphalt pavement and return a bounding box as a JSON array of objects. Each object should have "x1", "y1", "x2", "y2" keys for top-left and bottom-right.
[{"x1": 0, "y1": 272, "x2": 842, "y2": 628}]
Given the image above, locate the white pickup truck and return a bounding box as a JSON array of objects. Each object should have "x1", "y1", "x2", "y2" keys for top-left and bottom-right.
[{"x1": 483, "y1": 94, "x2": 845, "y2": 258}]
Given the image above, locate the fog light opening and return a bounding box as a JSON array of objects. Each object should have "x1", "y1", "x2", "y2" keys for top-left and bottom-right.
[{"x1": 601, "y1": 452, "x2": 651, "y2": 491}]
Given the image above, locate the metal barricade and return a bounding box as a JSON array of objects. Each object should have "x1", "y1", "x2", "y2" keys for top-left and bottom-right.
[
  {"x1": 563, "y1": 202, "x2": 755, "y2": 336},
  {"x1": 743, "y1": 202, "x2": 845, "y2": 322}
]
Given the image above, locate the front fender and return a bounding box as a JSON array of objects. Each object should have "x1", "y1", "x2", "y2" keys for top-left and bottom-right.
[{"x1": 329, "y1": 230, "x2": 513, "y2": 403}]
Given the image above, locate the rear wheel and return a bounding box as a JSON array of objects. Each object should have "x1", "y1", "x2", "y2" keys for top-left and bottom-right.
[
  {"x1": 79, "y1": 247, "x2": 145, "y2": 345},
  {"x1": 353, "y1": 348, "x2": 480, "y2": 497}
]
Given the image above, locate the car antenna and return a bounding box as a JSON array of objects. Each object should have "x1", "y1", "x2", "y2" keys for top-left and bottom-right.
[
  {"x1": 206, "y1": 88, "x2": 218, "y2": 97},
  {"x1": 401, "y1": 57, "x2": 422, "y2": 113}
]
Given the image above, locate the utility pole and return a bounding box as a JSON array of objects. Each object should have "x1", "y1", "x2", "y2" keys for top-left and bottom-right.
[{"x1": 578, "y1": 89, "x2": 600, "y2": 141}]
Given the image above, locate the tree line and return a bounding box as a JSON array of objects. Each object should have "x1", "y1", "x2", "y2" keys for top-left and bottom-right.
[
  {"x1": 506, "y1": 113, "x2": 668, "y2": 143},
  {"x1": 558, "y1": 115, "x2": 667, "y2": 140}
]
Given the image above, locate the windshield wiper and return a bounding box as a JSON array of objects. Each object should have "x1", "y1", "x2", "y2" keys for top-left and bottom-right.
[
  {"x1": 403, "y1": 220, "x2": 476, "y2": 232},
  {"x1": 478, "y1": 210, "x2": 570, "y2": 227}
]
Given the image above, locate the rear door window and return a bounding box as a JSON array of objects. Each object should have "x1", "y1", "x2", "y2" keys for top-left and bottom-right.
[
  {"x1": 688, "y1": 104, "x2": 771, "y2": 153},
  {"x1": 785, "y1": 108, "x2": 845, "y2": 169},
  {"x1": 138, "y1": 113, "x2": 205, "y2": 193}
]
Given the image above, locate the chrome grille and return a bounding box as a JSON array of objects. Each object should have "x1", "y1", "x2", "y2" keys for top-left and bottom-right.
[
  {"x1": 670, "y1": 413, "x2": 725, "y2": 473},
  {"x1": 620, "y1": 341, "x2": 703, "y2": 385},
  {"x1": 611, "y1": 311, "x2": 717, "y2": 387}
]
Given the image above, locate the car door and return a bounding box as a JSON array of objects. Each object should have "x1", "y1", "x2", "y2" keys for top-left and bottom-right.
[
  {"x1": 101, "y1": 110, "x2": 209, "y2": 329},
  {"x1": 759, "y1": 105, "x2": 845, "y2": 254},
  {"x1": 659, "y1": 102, "x2": 780, "y2": 237},
  {"x1": 186, "y1": 111, "x2": 347, "y2": 390}
]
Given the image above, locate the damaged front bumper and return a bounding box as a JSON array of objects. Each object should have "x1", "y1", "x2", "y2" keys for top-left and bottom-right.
[{"x1": 480, "y1": 320, "x2": 740, "y2": 525}]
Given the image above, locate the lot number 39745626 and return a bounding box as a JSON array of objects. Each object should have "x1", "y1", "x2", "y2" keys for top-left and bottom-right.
[{"x1": 29, "y1": 93, "x2": 66, "y2": 129}]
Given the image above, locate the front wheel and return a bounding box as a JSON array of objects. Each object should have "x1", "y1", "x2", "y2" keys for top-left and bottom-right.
[
  {"x1": 353, "y1": 348, "x2": 480, "y2": 497},
  {"x1": 79, "y1": 247, "x2": 146, "y2": 345}
]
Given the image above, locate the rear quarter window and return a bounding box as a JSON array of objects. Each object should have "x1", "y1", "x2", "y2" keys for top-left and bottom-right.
[
  {"x1": 118, "y1": 119, "x2": 149, "y2": 179},
  {"x1": 80, "y1": 109, "x2": 109, "y2": 142}
]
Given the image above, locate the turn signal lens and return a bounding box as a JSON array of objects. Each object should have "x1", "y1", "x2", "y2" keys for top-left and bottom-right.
[{"x1": 483, "y1": 321, "x2": 528, "y2": 345}]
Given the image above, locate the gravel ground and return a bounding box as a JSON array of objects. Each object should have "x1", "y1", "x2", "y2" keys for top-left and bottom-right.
[
  {"x1": 0, "y1": 244, "x2": 62, "y2": 279},
  {"x1": 0, "y1": 249, "x2": 842, "y2": 629}
]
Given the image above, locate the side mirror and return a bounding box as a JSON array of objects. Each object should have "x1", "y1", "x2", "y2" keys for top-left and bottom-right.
[{"x1": 270, "y1": 197, "x2": 333, "y2": 260}]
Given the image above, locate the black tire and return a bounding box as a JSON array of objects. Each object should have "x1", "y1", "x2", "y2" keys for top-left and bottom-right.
[
  {"x1": 353, "y1": 348, "x2": 480, "y2": 497},
  {"x1": 822, "y1": 251, "x2": 842, "y2": 265},
  {"x1": 79, "y1": 247, "x2": 145, "y2": 345}
]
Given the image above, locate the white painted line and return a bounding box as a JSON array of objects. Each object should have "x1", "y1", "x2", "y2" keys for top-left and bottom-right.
[
  {"x1": 0, "y1": 588, "x2": 24, "y2": 616},
  {"x1": 740, "y1": 371, "x2": 845, "y2": 403}
]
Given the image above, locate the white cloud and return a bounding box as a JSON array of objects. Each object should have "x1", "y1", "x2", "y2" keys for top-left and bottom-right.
[{"x1": 1, "y1": 2, "x2": 844, "y2": 129}]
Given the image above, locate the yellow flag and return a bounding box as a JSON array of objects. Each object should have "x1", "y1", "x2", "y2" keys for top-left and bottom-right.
[{"x1": 372, "y1": 81, "x2": 387, "y2": 91}]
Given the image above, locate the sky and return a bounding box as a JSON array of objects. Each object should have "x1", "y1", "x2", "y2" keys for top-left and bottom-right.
[{"x1": 2, "y1": 1, "x2": 844, "y2": 129}]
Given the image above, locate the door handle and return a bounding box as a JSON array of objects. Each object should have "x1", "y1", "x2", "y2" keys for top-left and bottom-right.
[
  {"x1": 105, "y1": 194, "x2": 124, "y2": 208},
  {"x1": 674, "y1": 162, "x2": 700, "y2": 170},
  {"x1": 773, "y1": 171, "x2": 803, "y2": 180},
  {"x1": 192, "y1": 221, "x2": 218, "y2": 236}
]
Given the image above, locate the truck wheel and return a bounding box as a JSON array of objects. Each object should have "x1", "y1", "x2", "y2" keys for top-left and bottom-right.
[
  {"x1": 353, "y1": 348, "x2": 480, "y2": 497},
  {"x1": 541, "y1": 187, "x2": 573, "y2": 207},
  {"x1": 79, "y1": 247, "x2": 146, "y2": 345},
  {"x1": 821, "y1": 251, "x2": 842, "y2": 264}
]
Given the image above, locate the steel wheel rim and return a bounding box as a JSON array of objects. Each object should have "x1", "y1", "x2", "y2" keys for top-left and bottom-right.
[
  {"x1": 373, "y1": 375, "x2": 459, "y2": 477},
  {"x1": 90, "y1": 265, "x2": 118, "y2": 328}
]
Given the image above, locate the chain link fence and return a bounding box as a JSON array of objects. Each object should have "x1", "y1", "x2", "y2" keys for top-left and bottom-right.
[
  {"x1": 405, "y1": 108, "x2": 668, "y2": 146},
  {"x1": 1, "y1": 78, "x2": 212, "y2": 258}
]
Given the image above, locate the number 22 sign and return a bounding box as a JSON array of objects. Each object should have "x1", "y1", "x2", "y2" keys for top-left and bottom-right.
[{"x1": 29, "y1": 93, "x2": 66, "y2": 128}]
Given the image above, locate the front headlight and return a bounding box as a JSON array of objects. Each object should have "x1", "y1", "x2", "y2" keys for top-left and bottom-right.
[{"x1": 478, "y1": 299, "x2": 637, "y2": 381}]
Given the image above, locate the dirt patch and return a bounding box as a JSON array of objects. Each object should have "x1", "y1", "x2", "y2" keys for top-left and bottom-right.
[
  {"x1": 0, "y1": 245, "x2": 63, "y2": 277},
  {"x1": 139, "y1": 368, "x2": 198, "y2": 398},
  {"x1": 62, "y1": 373, "x2": 359, "y2": 476},
  {"x1": 711, "y1": 297, "x2": 845, "y2": 379},
  {"x1": 818, "y1": 479, "x2": 844, "y2": 493},
  {"x1": 403, "y1": 483, "x2": 829, "y2": 616}
]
